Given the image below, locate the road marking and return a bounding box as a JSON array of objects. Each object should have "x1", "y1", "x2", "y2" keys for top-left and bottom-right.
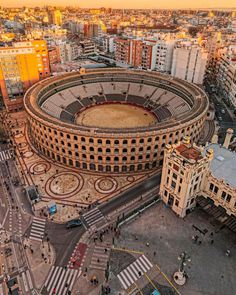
[
  {"x1": 112, "y1": 247, "x2": 144, "y2": 255},
  {"x1": 26, "y1": 270, "x2": 34, "y2": 290},
  {"x1": 22, "y1": 271, "x2": 29, "y2": 292}
]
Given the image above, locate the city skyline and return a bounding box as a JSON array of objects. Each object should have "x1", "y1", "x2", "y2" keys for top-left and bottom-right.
[{"x1": 2, "y1": 0, "x2": 236, "y2": 9}]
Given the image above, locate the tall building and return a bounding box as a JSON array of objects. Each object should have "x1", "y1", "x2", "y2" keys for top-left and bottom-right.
[
  {"x1": 0, "y1": 46, "x2": 39, "y2": 111},
  {"x1": 13, "y1": 40, "x2": 50, "y2": 79},
  {"x1": 115, "y1": 38, "x2": 157, "y2": 70},
  {"x1": 171, "y1": 42, "x2": 208, "y2": 84},
  {"x1": 115, "y1": 38, "x2": 132, "y2": 65},
  {"x1": 160, "y1": 133, "x2": 236, "y2": 220},
  {"x1": 58, "y1": 42, "x2": 80, "y2": 63},
  {"x1": 155, "y1": 40, "x2": 176, "y2": 73},
  {"x1": 48, "y1": 9, "x2": 62, "y2": 26},
  {"x1": 0, "y1": 40, "x2": 50, "y2": 111},
  {"x1": 215, "y1": 45, "x2": 236, "y2": 107}
]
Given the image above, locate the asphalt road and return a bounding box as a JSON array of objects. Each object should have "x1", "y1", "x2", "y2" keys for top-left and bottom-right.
[
  {"x1": 100, "y1": 172, "x2": 161, "y2": 216},
  {"x1": 45, "y1": 221, "x2": 85, "y2": 266},
  {"x1": 205, "y1": 82, "x2": 236, "y2": 143}
]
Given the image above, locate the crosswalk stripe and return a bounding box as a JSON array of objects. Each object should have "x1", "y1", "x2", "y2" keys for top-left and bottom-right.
[
  {"x1": 33, "y1": 217, "x2": 46, "y2": 222},
  {"x1": 69, "y1": 269, "x2": 78, "y2": 291},
  {"x1": 47, "y1": 266, "x2": 62, "y2": 292},
  {"x1": 50, "y1": 268, "x2": 66, "y2": 295},
  {"x1": 117, "y1": 273, "x2": 127, "y2": 289},
  {"x1": 123, "y1": 268, "x2": 133, "y2": 286},
  {"x1": 44, "y1": 266, "x2": 78, "y2": 295},
  {"x1": 86, "y1": 216, "x2": 104, "y2": 224},
  {"x1": 26, "y1": 270, "x2": 34, "y2": 290},
  {"x1": 129, "y1": 262, "x2": 140, "y2": 279},
  {"x1": 0, "y1": 283, "x2": 3, "y2": 295},
  {"x1": 22, "y1": 271, "x2": 29, "y2": 292},
  {"x1": 82, "y1": 207, "x2": 99, "y2": 217},
  {"x1": 135, "y1": 258, "x2": 148, "y2": 273},
  {"x1": 139, "y1": 255, "x2": 150, "y2": 270},
  {"x1": 0, "y1": 152, "x2": 4, "y2": 161},
  {"x1": 32, "y1": 220, "x2": 46, "y2": 227},
  {"x1": 119, "y1": 271, "x2": 130, "y2": 289},
  {"x1": 118, "y1": 255, "x2": 153, "y2": 290},
  {"x1": 57, "y1": 268, "x2": 70, "y2": 295},
  {"x1": 62, "y1": 270, "x2": 74, "y2": 295},
  {"x1": 125, "y1": 266, "x2": 137, "y2": 282},
  {"x1": 44, "y1": 266, "x2": 55, "y2": 287},
  {"x1": 142, "y1": 255, "x2": 153, "y2": 268}
]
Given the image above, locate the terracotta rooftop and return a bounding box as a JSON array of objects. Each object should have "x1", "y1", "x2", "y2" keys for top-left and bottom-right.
[{"x1": 176, "y1": 144, "x2": 203, "y2": 161}]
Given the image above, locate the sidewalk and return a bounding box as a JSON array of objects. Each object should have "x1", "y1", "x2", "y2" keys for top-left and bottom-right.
[{"x1": 24, "y1": 238, "x2": 56, "y2": 289}]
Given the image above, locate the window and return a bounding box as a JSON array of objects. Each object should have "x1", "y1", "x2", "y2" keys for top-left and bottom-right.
[
  {"x1": 106, "y1": 139, "x2": 111, "y2": 145},
  {"x1": 89, "y1": 138, "x2": 94, "y2": 143},
  {"x1": 178, "y1": 186, "x2": 181, "y2": 193},
  {"x1": 226, "y1": 194, "x2": 232, "y2": 203},
  {"x1": 221, "y1": 191, "x2": 226, "y2": 200},
  {"x1": 139, "y1": 138, "x2": 144, "y2": 143},
  {"x1": 173, "y1": 173, "x2": 177, "y2": 180},
  {"x1": 164, "y1": 190, "x2": 168, "y2": 197},
  {"x1": 175, "y1": 199, "x2": 179, "y2": 207},
  {"x1": 214, "y1": 186, "x2": 218, "y2": 194},
  {"x1": 209, "y1": 183, "x2": 214, "y2": 191},
  {"x1": 98, "y1": 139, "x2": 102, "y2": 144},
  {"x1": 171, "y1": 181, "x2": 176, "y2": 189}
]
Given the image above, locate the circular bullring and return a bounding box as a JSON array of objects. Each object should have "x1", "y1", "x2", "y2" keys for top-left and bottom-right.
[{"x1": 24, "y1": 69, "x2": 209, "y2": 174}]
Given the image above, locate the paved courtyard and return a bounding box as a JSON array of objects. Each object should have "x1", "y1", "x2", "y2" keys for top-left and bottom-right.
[
  {"x1": 114, "y1": 202, "x2": 236, "y2": 295},
  {"x1": 6, "y1": 111, "x2": 153, "y2": 222}
]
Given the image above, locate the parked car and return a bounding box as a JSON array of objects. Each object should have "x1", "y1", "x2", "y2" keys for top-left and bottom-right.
[{"x1": 66, "y1": 219, "x2": 82, "y2": 229}]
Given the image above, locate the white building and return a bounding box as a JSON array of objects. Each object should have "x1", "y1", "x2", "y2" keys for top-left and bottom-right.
[
  {"x1": 58, "y1": 42, "x2": 80, "y2": 63},
  {"x1": 171, "y1": 42, "x2": 208, "y2": 84},
  {"x1": 102, "y1": 36, "x2": 115, "y2": 53},
  {"x1": 155, "y1": 40, "x2": 176, "y2": 73},
  {"x1": 216, "y1": 45, "x2": 236, "y2": 108}
]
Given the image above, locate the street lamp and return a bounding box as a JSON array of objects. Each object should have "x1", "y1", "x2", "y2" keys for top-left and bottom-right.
[{"x1": 173, "y1": 251, "x2": 191, "y2": 286}]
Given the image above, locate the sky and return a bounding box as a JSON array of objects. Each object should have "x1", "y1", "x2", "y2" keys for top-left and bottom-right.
[{"x1": 2, "y1": 0, "x2": 236, "y2": 9}]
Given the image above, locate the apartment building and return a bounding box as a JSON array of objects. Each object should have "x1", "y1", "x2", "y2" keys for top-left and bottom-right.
[
  {"x1": 155, "y1": 40, "x2": 176, "y2": 72},
  {"x1": 0, "y1": 40, "x2": 50, "y2": 111},
  {"x1": 0, "y1": 46, "x2": 39, "y2": 111},
  {"x1": 171, "y1": 42, "x2": 208, "y2": 84},
  {"x1": 115, "y1": 38, "x2": 157, "y2": 70},
  {"x1": 13, "y1": 40, "x2": 50, "y2": 79},
  {"x1": 58, "y1": 42, "x2": 80, "y2": 63},
  {"x1": 216, "y1": 45, "x2": 236, "y2": 108}
]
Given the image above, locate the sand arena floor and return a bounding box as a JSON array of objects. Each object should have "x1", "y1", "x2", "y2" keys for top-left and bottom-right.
[{"x1": 75, "y1": 103, "x2": 157, "y2": 128}]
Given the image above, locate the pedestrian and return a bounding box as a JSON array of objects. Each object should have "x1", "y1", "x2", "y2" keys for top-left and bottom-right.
[
  {"x1": 97, "y1": 258, "x2": 100, "y2": 263},
  {"x1": 210, "y1": 239, "x2": 214, "y2": 245},
  {"x1": 153, "y1": 251, "x2": 156, "y2": 256},
  {"x1": 104, "y1": 248, "x2": 107, "y2": 253}
]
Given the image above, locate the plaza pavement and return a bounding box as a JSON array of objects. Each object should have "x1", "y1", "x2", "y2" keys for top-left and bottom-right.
[{"x1": 115, "y1": 202, "x2": 236, "y2": 295}]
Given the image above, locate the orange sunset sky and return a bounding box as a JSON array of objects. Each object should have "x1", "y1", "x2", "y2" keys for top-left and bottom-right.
[{"x1": 2, "y1": 0, "x2": 236, "y2": 9}]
